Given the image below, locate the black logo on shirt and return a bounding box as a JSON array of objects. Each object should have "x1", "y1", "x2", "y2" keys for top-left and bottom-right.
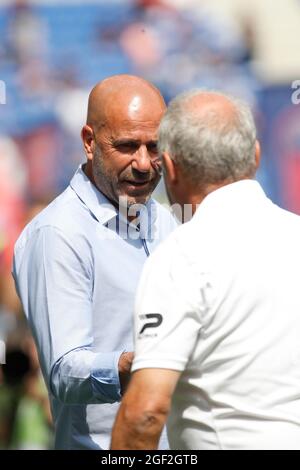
[{"x1": 138, "y1": 313, "x2": 163, "y2": 335}]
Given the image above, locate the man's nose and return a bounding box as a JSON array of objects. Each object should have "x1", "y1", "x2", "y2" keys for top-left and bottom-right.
[{"x1": 132, "y1": 145, "x2": 151, "y2": 173}]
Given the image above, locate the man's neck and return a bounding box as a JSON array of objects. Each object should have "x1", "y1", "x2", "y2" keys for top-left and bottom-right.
[{"x1": 188, "y1": 178, "x2": 252, "y2": 215}]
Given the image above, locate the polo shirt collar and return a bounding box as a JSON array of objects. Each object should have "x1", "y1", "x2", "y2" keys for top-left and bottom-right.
[
  {"x1": 70, "y1": 165, "x2": 157, "y2": 235},
  {"x1": 194, "y1": 179, "x2": 267, "y2": 219}
]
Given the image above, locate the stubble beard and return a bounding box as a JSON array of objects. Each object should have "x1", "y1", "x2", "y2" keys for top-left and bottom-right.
[{"x1": 92, "y1": 145, "x2": 153, "y2": 209}]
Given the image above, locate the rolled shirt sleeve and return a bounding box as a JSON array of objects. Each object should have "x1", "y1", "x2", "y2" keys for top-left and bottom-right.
[{"x1": 13, "y1": 225, "x2": 122, "y2": 404}]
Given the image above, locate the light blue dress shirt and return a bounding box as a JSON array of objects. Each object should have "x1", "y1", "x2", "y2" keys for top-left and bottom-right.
[{"x1": 13, "y1": 165, "x2": 177, "y2": 450}]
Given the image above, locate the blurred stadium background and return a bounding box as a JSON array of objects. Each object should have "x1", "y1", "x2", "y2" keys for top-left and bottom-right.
[{"x1": 0, "y1": 0, "x2": 300, "y2": 449}]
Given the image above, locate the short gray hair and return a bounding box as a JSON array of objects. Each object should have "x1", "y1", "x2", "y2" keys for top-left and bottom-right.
[{"x1": 158, "y1": 89, "x2": 257, "y2": 186}]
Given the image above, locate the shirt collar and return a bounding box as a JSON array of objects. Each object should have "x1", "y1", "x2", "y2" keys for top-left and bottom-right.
[
  {"x1": 194, "y1": 179, "x2": 267, "y2": 219},
  {"x1": 70, "y1": 165, "x2": 157, "y2": 233},
  {"x1": 70, "y1": 165, "x2": 117, "y2": 225}
]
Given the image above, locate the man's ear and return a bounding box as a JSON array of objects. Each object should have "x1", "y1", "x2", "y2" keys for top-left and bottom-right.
[
  {"x1": 162, "y1": 152, "x2": 178, "y2": 184},
  {"x1": 81, "y1": 125, "x2": 95, "y2": 161},
  {"x1": 255, "y1": 140, "x2": 261, "y2": 170}
]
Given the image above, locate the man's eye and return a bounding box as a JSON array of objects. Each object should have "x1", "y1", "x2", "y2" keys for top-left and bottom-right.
[
  {"x1": 115, "y1": 143, "x2": 138, "y2": 153},
  {"x1": 147, "y1": 143, "x2": 158, "y2": 153}
]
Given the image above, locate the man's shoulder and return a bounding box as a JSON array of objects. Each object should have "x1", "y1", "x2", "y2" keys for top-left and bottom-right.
[
  {"x1": 146, "y1": 221, "x2": 191, "y2": 269},
  {"x1": 15, "y1": 186, "x2": 91, "y2": 252},
  {"x1": 36, "y1": 187, "x2": 79, "y2": 222},
  {"x1": 140, "y1": 222, "x2": 200, "y2": 306}
]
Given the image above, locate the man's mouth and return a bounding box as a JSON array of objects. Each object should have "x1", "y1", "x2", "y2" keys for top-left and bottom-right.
[
  {"x1": 123, "y1": 180, "x2": 152, "y2": 187},
  {"x1": 121, "y1": 179, "x2": 156, "y2": 196}
]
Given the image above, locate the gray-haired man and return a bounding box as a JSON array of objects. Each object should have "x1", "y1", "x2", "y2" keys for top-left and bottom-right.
[{"x1": 112, "y1": 89, "x2": 300, "y2": 450}]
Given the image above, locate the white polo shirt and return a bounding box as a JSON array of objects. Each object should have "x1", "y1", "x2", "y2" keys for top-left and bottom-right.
[{"x1": 132, "y1": 179, "x2": 300, "y2": 450}]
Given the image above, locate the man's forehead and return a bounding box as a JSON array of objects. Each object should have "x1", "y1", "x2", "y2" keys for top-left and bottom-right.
[
  {"x1": 104, "y1": 115, "x2": 161, "y2": 136},
  {"x1": 110, "y1": 123, "x2": 160, "y2": 142},
  {"x1": 107, "y1": 101, "x2": 164, "y2": 123},
  {"x1": 93, "y1": 93, "x2": 165, "y2": 138}
]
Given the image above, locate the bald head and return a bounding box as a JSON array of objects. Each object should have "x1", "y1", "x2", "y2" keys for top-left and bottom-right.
[
  {"x1": 87, "y1": 74, "x2": 165, "y2": 129},
  {"x1": 82, "y1": 75, "x2": 166, "y2": 207}
]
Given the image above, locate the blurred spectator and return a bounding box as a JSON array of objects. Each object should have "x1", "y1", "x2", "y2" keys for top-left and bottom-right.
[
  {"x1": 0, "y1": 334, "x2": 53, "y2": 450},
  {"x1": 0, "y1": 345, "x2": 30, "y2": 448},
  {"x1": 54, "y1": 74, "x2": 89, "y2": 182},
  {"x1": 120, "y1": 0, "x2": 257, "y2": 104},
  {"x1": 0, "y1": 137, "x2": 27, "y2": 266},
  {"x1": 6, "y1": 0, "x2": 48, "y2": 65},
  {"x1": 0, "y1": 137, "x2": 27, "y2": 325},
  {"x1": 10, "y1": 336, "x2": 53, "y2": 450},
  {"x1": 0, "y1": 199, "x2": 53, "y2": 449},
  {"x1": 167, "y1": 0, "x2": 300, "y2": 84},
  {"x1": 14, "y1": 125, "x2": 62, "y2": 201}
]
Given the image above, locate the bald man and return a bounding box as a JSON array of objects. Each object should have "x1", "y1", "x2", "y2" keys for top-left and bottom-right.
[
  {"x1": 112, "y1": 89, "x2": 300, "y2": 450},
  {"x1": 13, "y1": 75, "x2": 176, "y2": 449}
]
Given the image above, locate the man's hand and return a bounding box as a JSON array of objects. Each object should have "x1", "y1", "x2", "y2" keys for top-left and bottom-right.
[{"x1": 118, "y1": 351, "x2": 134, "y2": 395}]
